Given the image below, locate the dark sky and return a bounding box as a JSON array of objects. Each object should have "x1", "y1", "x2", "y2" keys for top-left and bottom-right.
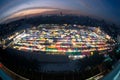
[{"x1": 0, "y1": 0, "x2": 120, "y2": 24}]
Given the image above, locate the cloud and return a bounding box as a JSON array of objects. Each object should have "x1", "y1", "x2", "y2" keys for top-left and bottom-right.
[{"x1": 0, "y1": 0, "x2": 120, "y2": 24}]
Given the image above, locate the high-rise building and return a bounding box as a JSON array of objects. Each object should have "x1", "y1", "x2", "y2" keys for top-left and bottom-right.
[{"x1": 117, "y1": 34, "x2": 120, "y2": 43}]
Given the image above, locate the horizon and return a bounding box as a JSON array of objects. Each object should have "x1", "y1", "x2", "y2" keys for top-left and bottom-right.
[{"x1": 0, "y1": 0, "x2": 120, "y2": 25}]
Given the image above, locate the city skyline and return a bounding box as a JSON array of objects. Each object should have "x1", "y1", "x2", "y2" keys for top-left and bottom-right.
[{"x1": 0, "y1": 0, "x2": 120, "y2": 24}]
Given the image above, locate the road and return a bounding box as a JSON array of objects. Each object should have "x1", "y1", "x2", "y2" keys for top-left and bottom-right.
[{"x1": 103, "y1": 60, "x2": 120, "y2": 80}]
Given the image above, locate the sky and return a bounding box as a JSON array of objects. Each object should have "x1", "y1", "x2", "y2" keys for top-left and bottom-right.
[{"x1": 0, "y1": 0, "x2": 120, "y2": 24}]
